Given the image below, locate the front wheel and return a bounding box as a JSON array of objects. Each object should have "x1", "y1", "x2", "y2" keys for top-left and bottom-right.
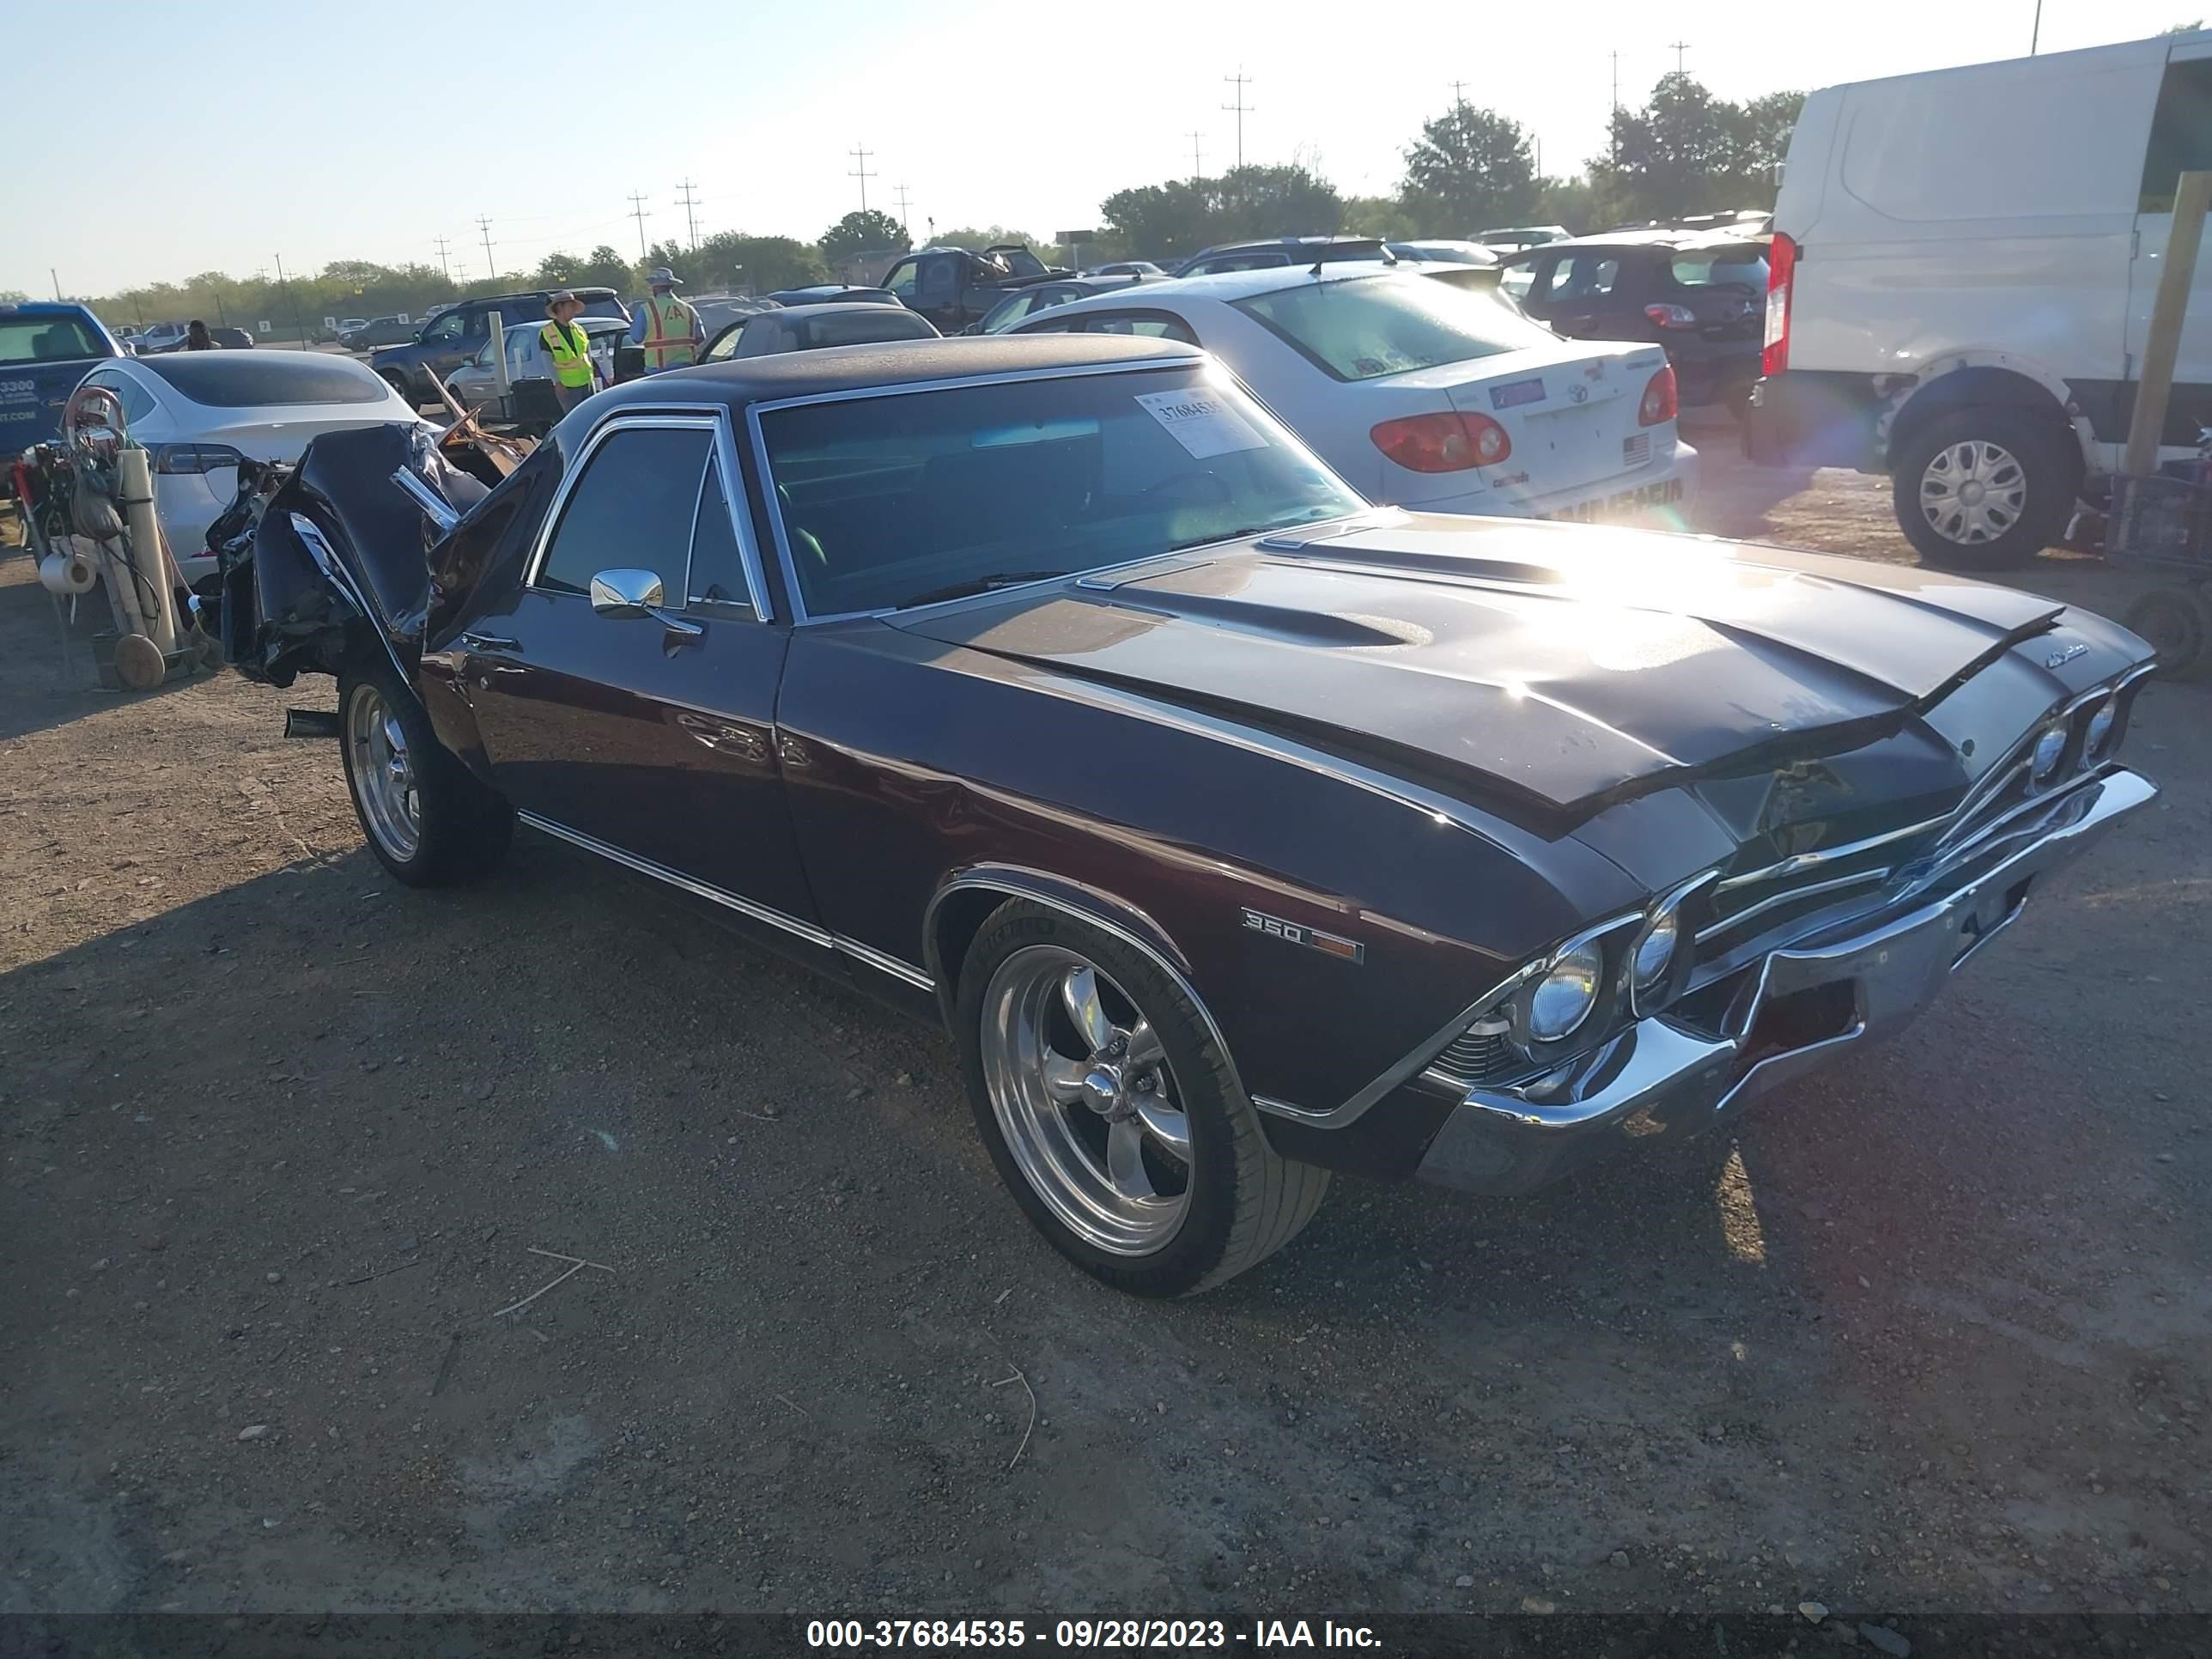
[
  {"x1": 380, "y1": 370, "x2": 416, "y2": 407},
  {"x1": 338, "y1": 653, "x2": 513, "y2": 886},
  {"x1": 956, "y1": 900, "x2": 1329, "y2": 1297},
  {"x1": 1891, "y1": 405, "x2": 2077, "y2": 570}
]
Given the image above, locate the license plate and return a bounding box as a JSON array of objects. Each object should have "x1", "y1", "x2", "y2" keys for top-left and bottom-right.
[{"x1": 1536, "y1": 477, "x2": 1683, "y2": 524}]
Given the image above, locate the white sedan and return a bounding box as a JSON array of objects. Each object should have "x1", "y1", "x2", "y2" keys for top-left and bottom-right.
[
  {"x1": 76, "y1": 351, "x2": 423, "y2": 580},
  {"x1": 1008, "y1": 264, "x2": 1697, "y2": 525},
  {"x1": 445, "y1": 315, "x2": 630, "y2": 410}
]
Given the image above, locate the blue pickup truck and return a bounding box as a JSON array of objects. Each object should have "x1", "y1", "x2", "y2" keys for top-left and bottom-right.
[{"x1": 1, "y1": 303, "x2": 126, "y2": 481}]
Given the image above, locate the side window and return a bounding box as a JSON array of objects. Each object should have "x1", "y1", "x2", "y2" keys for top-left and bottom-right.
[
  {"x1": 918, "y1": 257, "x2": 958, "y2": 304},
  {"x1": 2141, "y1": 57, "x2": 2212, "y2": 213},
  {"x1": 1540, "y1": 254, "x2": 1620, "y2": 301},
  {"x1": 1075, "y1": 311, "x2": 1200, "y2": 346},
  {"x1": 421, "y1": 311, "x2": 466, "y2": 343},
  {"x1": 988, "y1": 294, "x2": 1036, "y2": 330},
  {"x1": 1013, "y1": 316, "x2": 1079, "y2": 334},
  {"x1": 883, "y1": 259, "x2": 920, "y2": 301},
  {"x1": 686, "y1": 460, "x2": 755, "y2": 613},
  {"x1": 86, "y1": 371, "x2": 157, "y2": 424},
  {"x1": 535, "y1": 425, "x2": 712, "y2": 599},
  {"x1": 703, "y1": 324, "x2": 743, "y2": 362}
]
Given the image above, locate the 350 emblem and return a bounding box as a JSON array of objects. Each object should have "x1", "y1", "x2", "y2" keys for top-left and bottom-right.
[{"x1": 1240, "y1": 908, "x2": 1364, "y2": 963}]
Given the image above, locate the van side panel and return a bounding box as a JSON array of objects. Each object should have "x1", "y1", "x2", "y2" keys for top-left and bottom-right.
[{"x1": 1786, "y1": 39, "x2": 2166, "y2": 402}]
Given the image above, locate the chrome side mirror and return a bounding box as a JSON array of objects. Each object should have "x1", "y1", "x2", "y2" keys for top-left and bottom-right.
[
  {"x1": 588, "y1": 568, "x2": 666, "y2": 618},
  {"x1": 587, "y1": 568, "x2": 702, "y2": 643}
]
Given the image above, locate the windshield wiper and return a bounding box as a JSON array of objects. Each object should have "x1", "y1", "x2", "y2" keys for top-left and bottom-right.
[{"x1": 897, "y1": 571, "x2": 1072, "y2": 608}]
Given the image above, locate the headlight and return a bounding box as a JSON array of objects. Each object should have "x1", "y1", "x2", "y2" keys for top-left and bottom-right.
[
  {"x1": 1632, "y1": 909, "x2": 1679, "y2": 991},
  {"x1": 2029, "y1": 722, "x2": 2068, "y2": 784},
  {"x1": 1527, "y1": 942, "x2": 1603, "y2": 1042},
  {"x1": 2084, "y1": 700, "x2": 2117, "y2": 758}
]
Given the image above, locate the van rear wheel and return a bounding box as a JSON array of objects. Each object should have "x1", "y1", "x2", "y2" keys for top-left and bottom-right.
[{"x1": 1892, "y1": 406, "x2": 2075, "y2": 571}]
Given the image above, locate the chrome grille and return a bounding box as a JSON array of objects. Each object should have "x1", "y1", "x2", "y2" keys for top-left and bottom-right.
[
  {"x1": 1425, "y1": 1015, "x2": 1517, "y2": 1089},
  {"x1": 1695, "y1": 814, "x2": 1947, "y2": 959}
]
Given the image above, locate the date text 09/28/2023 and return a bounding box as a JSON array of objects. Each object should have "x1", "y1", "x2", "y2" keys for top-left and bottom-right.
[{"x1": 805, "y1": 1618, "x2": 1382, "y2": 1649}]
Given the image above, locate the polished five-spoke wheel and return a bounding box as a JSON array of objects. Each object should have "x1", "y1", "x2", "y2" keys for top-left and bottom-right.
[
  {"x1": 957, "y1": 899, "x2": 1330, "y2": 1297},
  {"x1": 347, "y1": 681, "x2": 421, "y2": 865},
  {"x1": 337, "y1": 652, "x2": 514, "y2": 887},
  {"x1": 979, "y1": 947, "x2": 1195, "y2": 1256}
]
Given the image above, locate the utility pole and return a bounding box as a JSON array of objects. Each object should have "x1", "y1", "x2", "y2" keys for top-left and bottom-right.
[
  {"x1": 433, "y1": 235, "x2": 452, "y2": 280},
  {"x1": 1449, "y1": 79, "x2": 1468, "y2": 107},
  {"x1": 273, "y1": 252, "x2": 306, "y2": 349},
  {"x1": 628, "y1": 191, "x2": 651, "y2": 260},
  {"x1": 1188, "y1": 130, "x2": 1204, "y2": 186},
  {"x1": 848, "y1": 144, "x2": 875, "y2": 213},
  {"x1": 1610, "y1": 51, "x2": 1621, "y2": 161},
  {"x1": 2030, "y1": 0, "x2": 2043, "y2": 52},
  {"x1": 50, "y1": 268, "x2": 61, "y2": 301},
  {"x1": 476, "y1": 216, "x2": 496, "y2": 279},
  {"x1": 1221, "y1": 69, "x2": 1253, "y2": 172},
  {"x1": 675, "y1": 179, "x2": 702, "y2": 250},
  {"x1": 892, "y1": 183, "x2": 913, "y2": 238},
  {"x1": 1668, "y1": 40, "x2": 1690, "y2": 75}
]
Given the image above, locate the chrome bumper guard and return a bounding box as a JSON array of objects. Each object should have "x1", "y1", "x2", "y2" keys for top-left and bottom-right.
[{"x1": 1415, "y1": 768, "x2": 2157, "y2": 1196}]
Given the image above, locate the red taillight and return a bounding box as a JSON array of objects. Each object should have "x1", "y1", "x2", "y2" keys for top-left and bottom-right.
[
  {"x1": 1644, "y1": 302, "x2": 1697, "y2": 330},
  {"x1": 1370, "y1": 411, "x2": 1512, "y2": 473},
  {"x1": 1638, "y1": 364, "x2": 1678, "y2": 427},
  {"x1": 1762, "y1": 231, "x2": 1796, "y2": 376}
]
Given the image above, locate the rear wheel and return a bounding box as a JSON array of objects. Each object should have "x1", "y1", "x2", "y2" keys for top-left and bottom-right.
[
  {"x1": 338, "y1": 653, "x2": 513, "y2": 885},
  {"x1": 2124, "y1": 585, "x2": 2212, "y2": 682},
  {"x1": 379, "y1": 370, "x2": 416, "y2": 408},
  {"x1": 956, "y1": 900, "x2": 1329, "y2": 1297},
  {"x1": 1891, "y1": 405, "x2": 2076, "y2": 570}
]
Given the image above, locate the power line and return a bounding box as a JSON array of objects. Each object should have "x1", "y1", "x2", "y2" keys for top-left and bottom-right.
[
  {"x1": 1668, "y1": 39, "x2": 1691, "y2": 75},
  {"x1": 674, "y1": 179, "x2": 702, "y2": 251},
  {"x1": 432, "y1": 235, "x2": 452, "y2": 280},
  {"x1": 848, "y1": 144, "x2": 875, "y2": 213},
  {"x1": 476, "y1": 216, "x2": 495, "y2": 279},
  {"x1": 892, "y1": 183, "x2": 913, "y2": 237},
  {"x1": 627, "y1": 191, "x2": 651, "y2": 260},
  {"x1": 1221, "y1": 69, "x2": 1253, "y2": 172}
]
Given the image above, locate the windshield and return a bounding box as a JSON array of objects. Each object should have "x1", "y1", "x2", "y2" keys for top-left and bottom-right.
[
  {"x1": 0, "y1": 314, "x2": 109, "y2": 365},
  {"x1": 1668, "y1": 246, "x2": 1769, "y2": 290},
  {"x1": 1232, "y1": 273, "x2": 1556, "y2": 382},
  {"x1": 758, "y1": 365, "x2": 1364, "y2": 617},
  {"x1": 139, "y1": 353, "x2": 392, "y2": 406},
  {"x1": 805, "y1": 312, "x2": 935, "y2": 348}
]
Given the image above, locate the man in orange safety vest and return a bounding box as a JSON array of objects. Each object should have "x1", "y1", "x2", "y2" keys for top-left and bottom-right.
[{"x1": 629, "y1": 267, "x2": 704, "y2": 374}]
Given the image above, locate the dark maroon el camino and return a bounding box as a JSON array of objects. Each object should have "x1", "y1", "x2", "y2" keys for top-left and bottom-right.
[{"x1": 223, "y1": 336, "x2": 2159, "y2": 1297}]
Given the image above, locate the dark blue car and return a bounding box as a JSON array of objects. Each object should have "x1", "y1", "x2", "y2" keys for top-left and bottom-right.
[{"x1": 1, "y1": 303, "x2": 125, "y2": 475}]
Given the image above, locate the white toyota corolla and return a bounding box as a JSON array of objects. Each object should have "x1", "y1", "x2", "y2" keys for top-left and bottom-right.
[{"x1": 1009, "y1": 263, "x2": 1698, "y2": 526}]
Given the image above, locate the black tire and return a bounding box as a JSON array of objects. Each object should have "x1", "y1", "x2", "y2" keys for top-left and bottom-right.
[
  {"x1": 2124, "y1": 586, "x2": 2212, "y2": 683},
  {"x1": 380, "y1": 370, "x2": 417, "y2": 407},
  {"x1": 1890, "y1": 404, "x2": 2078, "y2": 570},
  {"x1": 955, "y1": 899, "x2": 1329, "y2": 1297},
  {"x1": 337, "y1": 651, "x2": 513, "y2": 886}
]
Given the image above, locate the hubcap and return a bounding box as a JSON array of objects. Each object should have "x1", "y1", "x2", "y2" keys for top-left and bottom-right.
[
  {"x1": 979, "y1": 946, "x2": 1193, "y2": 1256},
  {"x1": 1919, "y1": 440, "x2": 2027, "y2": 544},
  {"x1": 347, "y1": 684, "x2": 420, "y2": 861}
]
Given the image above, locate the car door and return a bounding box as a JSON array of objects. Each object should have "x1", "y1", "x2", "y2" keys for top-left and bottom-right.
[
  {"x1": 459, "y1": 412, "x2": 818, "y2": 936},
  {"x1": 415, "y1": 307, "x2": 478, "y2": 379},
  {"x1": 1523, "y1": 250, "x2": 1627, "y2": 338},
  {"x1": 2128, "y1": 40, "x2": 2212, "y2": 462}
]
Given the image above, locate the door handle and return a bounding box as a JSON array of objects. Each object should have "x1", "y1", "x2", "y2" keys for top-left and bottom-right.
[{"x1": 459, "y1": 630, "x2": 520, "y2": 653}]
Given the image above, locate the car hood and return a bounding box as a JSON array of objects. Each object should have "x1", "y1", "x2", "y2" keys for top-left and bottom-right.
[{"x1": 891, "y1": 514, "x2": 2142, "y2": 820}]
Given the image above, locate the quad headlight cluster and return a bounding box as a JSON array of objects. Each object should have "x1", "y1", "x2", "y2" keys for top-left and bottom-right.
[
  {"x1": 1504, "y1": 875, "x2": 1709, "y2": 1057},
  {"x1": 2027, "y1": 669, "x2": 2145, "y2": 793}
]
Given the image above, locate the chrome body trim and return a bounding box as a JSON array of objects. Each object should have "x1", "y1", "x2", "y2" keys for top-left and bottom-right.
[
  {"x1": 1626, "y1": 866, "x2": 1722, "y2": 1018},
  {"x1": 921, "y1": 874, "x2": 1251, "y2": 1111},
  {"x1": 1712, "y1": 816, "x2": 1948, "y2": 895},
  {"x1": 1413, "y1": 768, "x2": 2158, "y2": 1197},
  {"x1": 830, "y1": 933, "x2": 936, "y2": 991},
  {"x1": 1694, "y1": 868, "x2": 1889, "y2": 944},
  {"x1": 389, "y1": 466, "x2": 460, "y2": 534}
]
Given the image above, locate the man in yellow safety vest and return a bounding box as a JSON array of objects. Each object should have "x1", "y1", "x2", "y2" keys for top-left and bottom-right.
[
  {"x1": 539, "y1": 291, "x2": 597, "y2": 413},
  {"x1": 629, "y1": 266, "x2": 704, "y2": 373}
]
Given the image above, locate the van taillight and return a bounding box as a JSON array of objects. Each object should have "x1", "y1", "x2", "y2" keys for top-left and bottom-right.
[{"x1": 1762, "y1": 232, "x2": 1796, "y2": 377}]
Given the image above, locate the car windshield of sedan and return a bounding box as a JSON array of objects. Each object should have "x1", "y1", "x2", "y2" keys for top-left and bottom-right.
[
  {"x1": 757, "y1": 365, "x2": 1364, "y2": 617},
  {"x1": 1235, "y1": 273, "x2": 1558, "y2": 382}
]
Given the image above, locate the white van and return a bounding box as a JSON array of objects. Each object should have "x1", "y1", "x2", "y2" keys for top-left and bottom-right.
[{"x1": 1745, "y1": 28, "x2": 2211, "y2": 569}]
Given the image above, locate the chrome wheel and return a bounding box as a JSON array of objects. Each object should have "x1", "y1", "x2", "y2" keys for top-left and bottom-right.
[
  {"x1": 978, "y1": 945, "x2": 1193, "y2": 1257},
  {"x1": 347, "y1": 682, "x2": 420, "y2": 863},
  {"x1": 1918, "y1": 439, "x2": 2027, "y2": 544}
]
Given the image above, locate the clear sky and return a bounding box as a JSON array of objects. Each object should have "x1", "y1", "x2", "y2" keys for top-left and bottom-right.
[{"x1": 2, "y1": 0, "x2": 2197, "y2": 296}]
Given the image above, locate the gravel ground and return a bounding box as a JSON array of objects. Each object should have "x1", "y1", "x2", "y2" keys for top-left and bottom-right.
[{"x1": 3, "y1": 422, "x2": 2208, "y2": 1626}]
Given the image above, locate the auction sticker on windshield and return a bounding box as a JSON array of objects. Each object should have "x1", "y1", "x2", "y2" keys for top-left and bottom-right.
[{"x1": 1135, "y1": 388, "x2": 1267, "y2": 460}]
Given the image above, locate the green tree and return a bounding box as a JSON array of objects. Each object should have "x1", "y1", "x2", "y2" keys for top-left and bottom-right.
[
  {"x1": 1401, "y1": 104, "x2": 1539, "y2": 234},
  {"x1": 1340, "y1": 195, "x2": 1418, "y2": 240},
  {"x1": 2164, "y1": 19, "x2": 2203, "y2": 31},
  {"x1": 0, "y1": 289, "x2": 27, "y2": 303},
  {"x1": 1533, "y1": 176, "x2": 1597, "y2": 234},
  {"x1": 690, "y1": 232, "x2": 826, "y2": 294},
  {"x1": 819, "y1": 210, "x2": 910, "y2": 268},
  {"x1": 1590, "y1": 75, "x2": 1804, "y2": 223},
  {"x1": 1100, "y1": 163, "x2": 1344, "y2": 262}
]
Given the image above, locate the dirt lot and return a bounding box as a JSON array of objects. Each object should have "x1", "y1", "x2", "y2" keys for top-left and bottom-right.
[{"x1": 3, "y1": 419, "x2": 2208, "y2": 1628}]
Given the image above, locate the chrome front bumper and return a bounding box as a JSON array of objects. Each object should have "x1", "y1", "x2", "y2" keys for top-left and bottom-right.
[{"x1": 1415, "y1": 768, "x2": 2157, "y2": 1196}]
